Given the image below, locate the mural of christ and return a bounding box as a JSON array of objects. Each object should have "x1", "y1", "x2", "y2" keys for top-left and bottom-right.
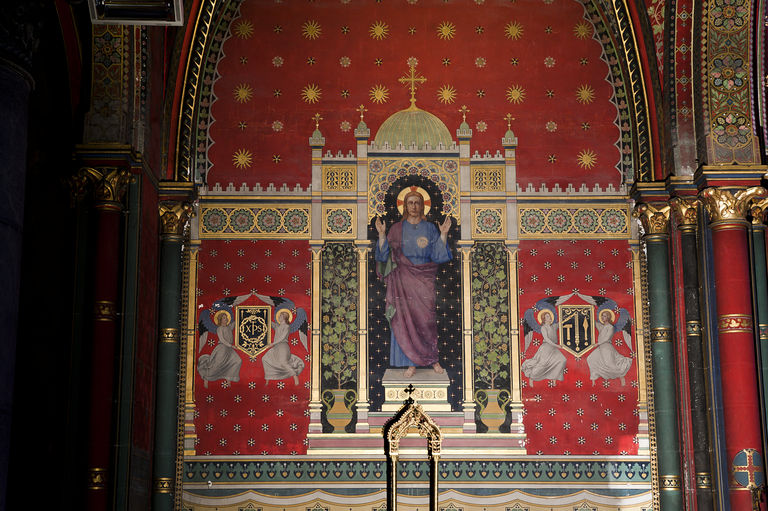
[{"x1": 375, "y1": 186, "x2": 453, "y2": 378}]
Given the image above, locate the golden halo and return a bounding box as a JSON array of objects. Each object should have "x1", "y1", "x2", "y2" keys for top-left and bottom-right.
[
  {"x1": 599, "y1": 309, "x2": 616, "y2": 323},
  {"x1": 277, "y1": 308, "x2": 293, "y2": 323},
  {"x1": 213, "y1": 309, "x2": 231, "y2": 325},
  {"x1": 536, "y1": 309, "x2": 554, "y2": 324},
  {"x1": 396, "y1": 186, "x2": 432, "y2": 216}
]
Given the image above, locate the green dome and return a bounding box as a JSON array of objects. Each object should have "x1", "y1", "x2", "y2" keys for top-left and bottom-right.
[{"x1": 373, "y1": 105, "x2": 453, "y2": 148}]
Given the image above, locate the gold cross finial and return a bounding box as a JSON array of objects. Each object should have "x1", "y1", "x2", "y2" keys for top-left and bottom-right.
[
  {"x1": 404, "y1": 384, "x2": 416, "y2": 401},
  {"x1": 356, "y1": 104, "x2": 368, "y2": 122},
  {"x1": 398, "y1": 57, "x2": 427, "y2": 108},
  {"x1": 313, "y1": 113, "x2": 323, "y2": 129},
  {"x1": 459, "y1": 105, "x2": 470, "y2": 123},
  {"x1": 504, "y1": 113, "x2": 515, "y2": 130}
]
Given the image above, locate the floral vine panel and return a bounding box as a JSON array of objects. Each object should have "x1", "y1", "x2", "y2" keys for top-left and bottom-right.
[
  {"x1": 206, "y1": 0, "x2": 623, "y2": 189},
  {"x1": 320, "y1": 243, "x2": 359, "y2": 433},
  {"x1": 471, "y1": 242, "x2": 512, "y2": 433},
  {"x1": 193, "y1": 239, "x2": 312, "y2": 455},
  {"x1": 518, "y1": 239, "x2": 639, "y2": 455}
]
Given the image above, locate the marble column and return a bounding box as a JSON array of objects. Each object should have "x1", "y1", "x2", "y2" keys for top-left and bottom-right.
[
  {"x1": 151, "y1": 201, "x2": 192, "y2": 511},
  {"x1": 77, "y1": 167, "x2": 131, "y2": 511},
  {"x1": 635, "y1": 202, "x2": 683, "y2": 509},
  {"x1": 669, "y1": 197, "x2": 714, "y2": 510},
  {"x1": 699, "y1": 187, "x2": 767, "y2": 510}
]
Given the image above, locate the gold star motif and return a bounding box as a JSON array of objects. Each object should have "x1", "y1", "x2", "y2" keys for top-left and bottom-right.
[
  {"x1": 548, "y1": 154, "x2": 557, "y2": 163},
  {"x1": 504, "y1": 21, "x2": 524, "y2": 40},
  {"x1": 307, "y1": 56, "x2": 316, "y2": 65},
  {"x1": 408, "y1": 26, "x2": 416, "y2": 35},
  {"x1": 506, "y1": 85, "x2": 526, "y2": 104},
  {"x1": 576, "y1": 84, "x2": 595, "y2": 104},
  {"x1": 239, "y1": 56, "x2": 248, "y2": 65},
  {"x1": 581, "y1": 122, "x2": 591, "y2": 130},
  {"x1": 437, "y1": 84, "x2": 457, "y2": 104},
  {"x1": 369, "y1": 20, "x2": 389, "y2": 40},
  {"x1": 545, "y1": 26, "x2": 552, "y2": 34},
  {"x1": 234, "y1": 20, "x2": 254, "y2": 39},
  {"x1": 510, "y1": 57, "x2": 519, "y2": 65},
  {"x1": 273, "y1": 89, "x2": 282, "y2": 98},
  {"x1": 475, "y1": 25, "x2": 484, "y2": 34},
  {"x1": 233, "y1": 83, "x2": 253, "y2": 103},
  {"x1": 301, "y1": 84, "x2": 322, "y2": 104},
  {"x1": 442, "y1": 58, "x2": 451, "y2": 66},
  {"x1": 574, "y1": 21, "x2": 591, "y2": 39},
  {"x1": 273, "y1": 25, "x2": 283, "y2": 34},
  {"x1": 374, "y1": 58, "x2": 383, "y2": 66},
  {"x1": 577, "y1": 149, "x2": 597, "y2": 169},
  {"x1": 272, "y1": 154, "x2": 282, "y2": 164},
  {"x1": 238, "y1": 121, "x2": 247, "y2": 130},
  {"x1": 369, "y1": 84, "x2": 389, "y2": 104},
  {"x1": 233, "y1": 149, "x2": 252, "y2": 169},
  {"x1": 476, "y1": 89, "x2": 486, "y2": 98},
  {"x1": 580, "y1": 58, "x2": 589, "y2": 65},
  {"x1": 341, "y1": 89, "x2": 350, "y2": 98},
  {"x1": 302, "y1": 20, "x2": 322, "y2": 40},
  {"x1": 437, "y1": 21, "x2": 456, "y2": 40},
  {"x1": 341, "y1": 26, "x2": 350, "y2": 34},
  {"x1": 546, "y1": 89, "x2": 555, "y2": 98}
]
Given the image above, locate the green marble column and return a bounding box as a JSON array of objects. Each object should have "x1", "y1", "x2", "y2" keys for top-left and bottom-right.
[
  {"x1": 152, "y1": 201, "x2": 192, "y2": 511},
  {"x1": 750, "y1": 199, "x2": 768, "y2": 454},
  {"x1": 635, "y1": 203, "x2": 682, "y2": 509}
]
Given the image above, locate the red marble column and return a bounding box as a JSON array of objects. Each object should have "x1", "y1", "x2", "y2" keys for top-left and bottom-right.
[
  {"x1": 700, "y1": 187, "x2": 767, "y2": 511},
  {"x1": 82, "y1": 167, "x2": 131, "y2": 511}
]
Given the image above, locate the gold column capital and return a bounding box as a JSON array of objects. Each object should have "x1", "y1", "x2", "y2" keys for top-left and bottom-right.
[
  {"x1": 750, "y1": 197, "x2": 768, "y2": 225},
  {"x1": 698, "y1": 186, "x2": 767, "y2": 223},
  {"x1": 158, "y1": 201, "x2": 194, "y2": 238},
  {"x1": 669, "y1": 196, "x2": 698, "y2": 230},
  {"x1": 634, "y1": 202, "x2": 671, "y2": 235},
  {"x1": 71, "y1": 166, "x2": 132, "y2": 207}
]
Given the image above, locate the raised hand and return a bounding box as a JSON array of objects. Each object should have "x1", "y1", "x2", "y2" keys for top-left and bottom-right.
[
  {"x1": 375, "y1": 216, "x2": 387, "y2": 238},
  {"x1": 438, "y1": 215, "x2": 452, "y2": 236}
]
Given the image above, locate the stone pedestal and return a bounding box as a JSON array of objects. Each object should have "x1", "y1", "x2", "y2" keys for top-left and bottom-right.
[{"x1": 381, "y1": 368, "x2": 451, "y2": 412}]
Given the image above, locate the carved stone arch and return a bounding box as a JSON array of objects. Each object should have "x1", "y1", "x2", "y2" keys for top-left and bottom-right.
[{"x1": 383, "y1": 390, "x2": 442, "y2": 511}]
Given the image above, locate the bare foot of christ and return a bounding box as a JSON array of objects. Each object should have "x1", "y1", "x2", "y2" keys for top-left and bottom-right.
[
  {"x1": 432, "y1": 362, "x2": 445, "y2": 374},
  {"x1": 404, "y1": 366, "x2": 416, "y2": 378}
]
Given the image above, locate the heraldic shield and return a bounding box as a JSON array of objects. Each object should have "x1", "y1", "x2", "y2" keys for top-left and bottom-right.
[
  {"x1": 558, "y1": 297, "x2": 596, "y2": 357},
  {"x1": 235, "y1": 305, "x2": 272, "y2": 357}
]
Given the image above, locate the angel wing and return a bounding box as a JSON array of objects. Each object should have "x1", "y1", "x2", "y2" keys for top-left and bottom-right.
[
  {"x1": 198, "y1": 309, "x2": 215, "y2": 352},
  {"x1": 614, "y1": 308, "x2": 633, "y2": 351},
  {"x1": 198, "y1": 293, "x2": 252, "y2": 352},
  {"x1": 581, "y1": 293, "x2": 633, "y2": 351},
  {"x1": 522, "y1": 296, "x2": 558, "y2": 353},
  {"x1": 290, "y1": 308, "x2": 309, "y2": 352},
  {"x1": 254, "y1": 292, "x2": 309, "y2": 351}
]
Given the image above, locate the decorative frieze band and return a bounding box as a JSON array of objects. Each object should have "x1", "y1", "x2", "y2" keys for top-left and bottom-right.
[
  {"x1": 519, "y1": 206, "x2": 629, "y2": 238},
  {"x1": 160, "y1": 328, "x2": 180, "y2": 343},
  {"x1": 200, "y1": 205, "x2": 311, "y2": 239},
  {"x1": 718, "y1": 314, "x2": 753, "y2": 334},
  {"x1": 650, "y1": 327, "x2": 672, "y2": 343},
  {"x1": 659, "y1": 474, "x2": 681, "y2": 490}
]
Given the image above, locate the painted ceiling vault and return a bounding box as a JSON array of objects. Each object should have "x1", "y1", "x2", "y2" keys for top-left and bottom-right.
[{"x1": 202, "y1": 0, "x2": 630, "y2": 189}]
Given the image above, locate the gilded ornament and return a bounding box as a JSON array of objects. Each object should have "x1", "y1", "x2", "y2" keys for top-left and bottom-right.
[
  {"x1": 634, "y1": 202, "x2": 671, "y2": 235},
  {"x1": 159, "y1": 201, "x2": 194, "y2": 238},
  {"x1": 698, "y1": 187, "x2": 767, "y2": 223},
  {"x1": 87, "y1": 467, "x2": 107, "y2": 490},
  {"x1": 749, "y1": 198, "x2": 768, "y2": 225},
  {"x1": 669, "y1": 197, "x2": 698, "y2": 228},
  {"x1": 77, "y1": 167, "x2": 132, "y2": 205}
]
